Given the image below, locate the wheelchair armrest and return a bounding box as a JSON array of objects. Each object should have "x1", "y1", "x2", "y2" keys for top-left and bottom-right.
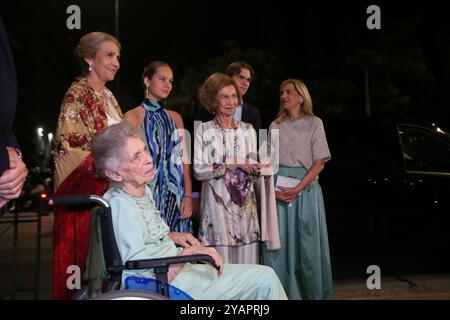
[
  {"x1": 125, "y1": 254, "x2": 219, "y2": 271},
  {"x1": 124, "y1": 254, "x2": 220, "y2": 298}
]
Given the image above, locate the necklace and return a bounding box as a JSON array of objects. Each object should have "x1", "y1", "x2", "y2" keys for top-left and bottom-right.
[
  {"x1": 135, "y1": 193, "x2": 157, "y2": 212},
  {"x1": 118, "y1": 187, "x2": 154, "y2": 210},
  {"x1": 118, "y1": 187, "x2": 162, "y2": 237},
  {"x1": 213, "y1": 119, "x2": 239, "y2": 162},
  {"x1": 86, "y1": 77, "x2": 105, "y2": 97},
  {"x1": 93, "y1": 88, "x2": 106, "y2": 98}
]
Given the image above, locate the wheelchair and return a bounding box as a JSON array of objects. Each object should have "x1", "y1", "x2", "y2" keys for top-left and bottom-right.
[{"x1": 50, "y1": 194, "x2": 219, "y2": 300}]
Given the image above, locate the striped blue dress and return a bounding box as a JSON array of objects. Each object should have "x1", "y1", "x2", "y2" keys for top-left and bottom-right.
[{"x1": 140, "y1": 99, "x2": 192, "y2": 233}]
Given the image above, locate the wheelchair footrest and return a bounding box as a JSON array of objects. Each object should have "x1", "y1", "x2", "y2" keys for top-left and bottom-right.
[{"x1": 124, "y1": 276, "x2": 193, "y2": 300}]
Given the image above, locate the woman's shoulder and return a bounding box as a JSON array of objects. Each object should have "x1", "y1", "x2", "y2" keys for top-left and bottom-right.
[
  {"x1": 164, "y1": 108, "x2": 179, "y2": 117},
  {"x1": 307, "y1": 115, "x2": 324, "y2": 127},
  {"x1": 237, "y1": 120, "x2": 256, "y2": 132},
  {"x1": 237, "y1": 120, "x2": 250, "y2": 127},
  {"x1": 123, "y1": 107, "x2": 145, "y2": 128},
  {"x1": 165, "y1": 109, "x2": 184, "y2": 128},
  {"x1": 104, "y1": 187, "x2": 139, "y2": 211},
  {"x1": 65, "y1": 77, "x2": 88, "y2": 95},
  {"x1": 104, "y1": 186, "x2": 128, "y2": 201},
  {"x1": 269, "y1": 120, "x2": 279, "y2": 130},
  {"x1": 201, "y1": 120, "x2": 215, "y2": 128},
  {"x1": 194, "y1": 120, "x2": 215, "y2": 137}
]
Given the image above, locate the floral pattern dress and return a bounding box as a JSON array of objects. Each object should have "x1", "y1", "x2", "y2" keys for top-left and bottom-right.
[
  {"x1": 52, "y1": 76, "x2": 122, "y2": 300},
  {"x1": 54, "y1": 76, "x2": 122, "y2": 188},
  {"x1": 193, "y1": 120, "x2": 260, "y2": 247}
]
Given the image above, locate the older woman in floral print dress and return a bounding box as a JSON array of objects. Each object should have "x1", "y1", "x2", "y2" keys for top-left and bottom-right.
[
  {"x1": 53, "y1": 32, "x2": 122, "y2": 300},
  {"x1": 193, "y1": 73, "x2": 263, "y2": 264}
]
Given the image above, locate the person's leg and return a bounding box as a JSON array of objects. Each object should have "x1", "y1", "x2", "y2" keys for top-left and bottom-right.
[
  {"x1": 262, "y1": 199, "x2": 303, "y2": 299},
  {"x1": 172, "y1": 263, "x2": 287, "y2": 300},
  {"x1": 298, "y1": 183, "x2": 333, "y2": 300}
]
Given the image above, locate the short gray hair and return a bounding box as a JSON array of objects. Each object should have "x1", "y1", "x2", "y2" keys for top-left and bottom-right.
[{"x1": 91, "y1": 121, "x2": 143, "y2": 179}]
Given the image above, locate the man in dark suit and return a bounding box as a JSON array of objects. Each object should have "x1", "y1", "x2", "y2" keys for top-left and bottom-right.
[
  {"x1": 0, "y1": 16, "x2": 27, "y2": 208},
  {"x1": 191, "y1": 62, "x2": 261, "y2": 230},
  {"x1": 225, "y1": 61, "x2": 261, "y2": 131}
]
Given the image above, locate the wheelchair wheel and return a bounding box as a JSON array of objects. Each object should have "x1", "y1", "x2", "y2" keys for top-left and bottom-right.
[{"x1": 92, "y1": 290, "x2": 168, "y2": 300}]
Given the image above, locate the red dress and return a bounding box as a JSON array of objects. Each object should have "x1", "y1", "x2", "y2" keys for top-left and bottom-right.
[
  {"x1": 52, "y1": 77, "x2": 122, "y2": 299},
  {"x1": 52, "y1": 155, "x2": 107, "y2": 300}
]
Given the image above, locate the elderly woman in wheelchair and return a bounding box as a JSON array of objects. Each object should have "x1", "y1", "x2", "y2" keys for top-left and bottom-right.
[{"x1": 87, "y1": 121, "x2": 287, "y2": 300}]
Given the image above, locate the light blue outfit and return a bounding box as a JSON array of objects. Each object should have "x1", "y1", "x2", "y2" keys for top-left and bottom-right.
[{"x1": 103, "y1": 185, "x2": 287, "y2": 300}]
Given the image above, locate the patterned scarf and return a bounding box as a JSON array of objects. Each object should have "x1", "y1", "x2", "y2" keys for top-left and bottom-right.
[{"x1": 140, "y1": 99, "x2": 190, "y2": 232}]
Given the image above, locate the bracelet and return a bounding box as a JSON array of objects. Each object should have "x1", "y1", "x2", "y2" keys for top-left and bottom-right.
[{"x1": 184, "y1": 195, "x2": 192, "y2": 198}]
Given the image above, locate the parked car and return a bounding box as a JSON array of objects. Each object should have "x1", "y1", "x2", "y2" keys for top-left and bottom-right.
[{"x1": 319, "y1": 116, "x2": 450, "y2": 276}]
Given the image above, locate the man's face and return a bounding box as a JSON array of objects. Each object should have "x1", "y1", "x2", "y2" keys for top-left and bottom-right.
[{"x1": 231, "y1": 68, "x2": 252, "y2": 97}]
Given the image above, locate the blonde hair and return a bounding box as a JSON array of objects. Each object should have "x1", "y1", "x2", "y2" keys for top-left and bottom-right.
[
  {"x1": 274, "y1": 79, "x2": 314, "y2": 124},
  {"x1": 75, "y1": 32, "x2": 121, "y2": 76},
  {"x1": 198, "y1": 73, "x2": 241, "y2": 113}
]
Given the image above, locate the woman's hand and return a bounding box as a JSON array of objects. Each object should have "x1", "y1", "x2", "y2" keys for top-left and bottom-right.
[
  {"x1": 169, "y1": 232, "x2": 201, "y2": 247},
  {"x1": 275, "y1": 186, "x2": 301, "y2": 204},
  {"x1": 181, "y1": 246, "x2": 224, "y2": 276},
  {"x1": 180, "y1": 196, "x2": 193, "y2": 219},
  {"x1": 243, "y1": 163, "x2": 262, "y2": 175},
  {"x1": 228, "y1": 157, "x2": 262, "y2": 175}
]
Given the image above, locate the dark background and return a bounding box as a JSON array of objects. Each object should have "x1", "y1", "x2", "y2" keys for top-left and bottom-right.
[
  {"x1": 2, "y1": 0, "x2": 450, "y2": 168},
  {"x1": 2, "y1": 0, "x2": 450, "y2": 284}
]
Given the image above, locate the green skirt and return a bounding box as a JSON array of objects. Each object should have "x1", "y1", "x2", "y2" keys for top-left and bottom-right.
[{"x1": 262, "y1": 166, "x2": 333, "y2": 300}]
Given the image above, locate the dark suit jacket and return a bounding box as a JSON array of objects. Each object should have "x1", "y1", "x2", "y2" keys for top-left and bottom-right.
[
  {"x1": 0, "y1": 16, "x2": 19, "y2": 173},
  {"x1": 241, "y1": 102, "x2": 261, "y2": 132},
  {"x1": 191, "y1": 102, "x2": 261, "y2": 193}
]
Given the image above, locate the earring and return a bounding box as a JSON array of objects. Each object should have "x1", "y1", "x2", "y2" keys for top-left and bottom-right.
[
  {"x1": 89, "y1": 64, "x2": 92, "y2": 72},
  {"x1": 145, "y1": 84, "x2": 149, "y2": 99}
]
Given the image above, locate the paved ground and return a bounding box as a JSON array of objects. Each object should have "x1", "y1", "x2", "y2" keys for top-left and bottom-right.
[
  {"x1": 1, "y1": 209, "x2": 450, "y2": 300},
  {"x1": 334, "y1": 273, "x2": 450, "y2": 300},
  {"x1": 0, "y1": 210, "x2": 52, "y2": 299}
]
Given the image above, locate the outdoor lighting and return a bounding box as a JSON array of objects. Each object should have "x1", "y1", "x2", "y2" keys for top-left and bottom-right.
[
  {"x1": 48, "y1": 133, "x2": 53, "y2": 141},
  {"x1": 37, "y1": 127, "x2": 44, "y2": 137},
  {"x1": 436, "y1": 127, "x2": 445, "y2": 134}
]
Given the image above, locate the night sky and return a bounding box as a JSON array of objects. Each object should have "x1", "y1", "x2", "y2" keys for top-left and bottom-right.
[{"x1": 1, "y1": 0, "x2": 450, "y2": 168}]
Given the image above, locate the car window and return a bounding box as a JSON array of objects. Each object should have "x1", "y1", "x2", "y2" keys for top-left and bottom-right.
[{"x1": 398, "y1": 125, "x2": 450, "y2": 173}]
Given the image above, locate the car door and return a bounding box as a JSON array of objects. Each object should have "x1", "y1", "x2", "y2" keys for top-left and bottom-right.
[{"x1": 396, "y1": 123, "x2": 450, "y2": 248}]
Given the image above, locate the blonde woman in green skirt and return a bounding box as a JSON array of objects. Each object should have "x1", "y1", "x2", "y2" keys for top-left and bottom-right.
[{"x1": 262, "y1": 79, "x2": 333, "y2": 300}]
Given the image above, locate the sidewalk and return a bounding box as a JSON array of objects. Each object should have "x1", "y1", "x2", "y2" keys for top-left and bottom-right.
[
  {"x1": 1, "y1": 209, "x2": 450, "y2": 300},
  {"x1": 334, "y1": 273, "x2": 450, "y2": 300},
  {"x1": 0, "y1": 210, "x2": 52, "y2": 299}
]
